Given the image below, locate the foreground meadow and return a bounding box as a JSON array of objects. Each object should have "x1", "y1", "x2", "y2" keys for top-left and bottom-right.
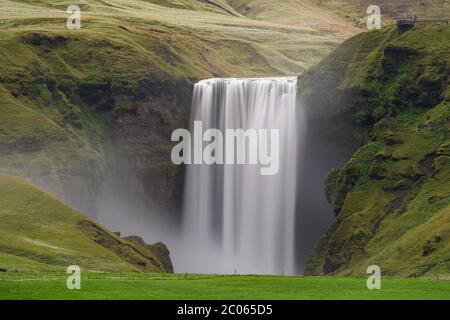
[{"x1": 0, "y1": 272, "x2": 449, "y2": 300}]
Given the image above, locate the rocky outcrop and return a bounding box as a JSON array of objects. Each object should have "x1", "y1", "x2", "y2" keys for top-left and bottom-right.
[
  {"x1": 123, "y1": 236, "x2": 174, "y2": 273},
  {"x1": 108, "y1": 78, "x2": 193, "y2": 215},
  {"x1": 77, "y1": 220, "x2": 172, "y2": 272},
  {"x1": 147, "y1": 242, "x2": 174, "y2": 273},
  {"x1": 0, "y1": 30, "x2": 195, "y2": 220}
]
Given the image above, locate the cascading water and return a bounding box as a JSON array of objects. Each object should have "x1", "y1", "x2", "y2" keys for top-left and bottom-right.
[{"x1": 177, "y1": 77, "x2": 298, "y2": 275}]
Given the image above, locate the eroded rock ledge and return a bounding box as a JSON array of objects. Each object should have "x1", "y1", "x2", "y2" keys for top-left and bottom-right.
[{"x1": 77, "y1": 220, "x2": 173, "y2": 273}]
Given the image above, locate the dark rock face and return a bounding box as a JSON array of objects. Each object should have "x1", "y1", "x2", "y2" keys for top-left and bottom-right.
[
  {"x1": 147, "y1": 242, "x2": 174, "y2": 273},
  {"x1": 369, "y1": 160, "x2": 387, "y2": 179},
  {"x1": 294, "y1": 103, "x2": 359, "y2": 271},
  {"x1": 108, "y1": 79, "x2": 193, "y2": 215},
  {"x1": 21, "y1": 33, "x2": 68, "y2": 47},
  {"x1": 381, "y1": 45, "x2": 418, "y2": 82},
  {"x1": 323, "y1": 256, "x2": 343, "y2": 274},
  {"x1": 325, "y1": 162, "x2": 360, "y2": 216},
  {"x1": 78, "y1": 81, "x2": 115, "y2": 111},
  {"x1": 51, "y1": 75, "x2": 192, "y2": 219},
  {"x1": 423, "y1": 236, "x2": 443, "y2": 257}
]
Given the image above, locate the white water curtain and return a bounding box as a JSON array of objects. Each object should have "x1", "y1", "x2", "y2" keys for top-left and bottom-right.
[{"x1": 181, "y1": 77, "x2": 298, "y2": 275}]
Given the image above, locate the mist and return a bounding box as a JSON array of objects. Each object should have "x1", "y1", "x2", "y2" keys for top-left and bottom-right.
[{"x1": 294, "y1": 106, "x2": 358, "y2": 272}]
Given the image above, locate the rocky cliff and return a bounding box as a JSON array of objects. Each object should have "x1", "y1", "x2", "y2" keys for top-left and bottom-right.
[{"x1": 300, "y1": 23, "x2": 449, "y2": 277}]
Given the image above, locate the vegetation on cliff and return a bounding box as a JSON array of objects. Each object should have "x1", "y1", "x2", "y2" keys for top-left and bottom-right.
[{"x1": 301, "y1": 23, "x2": 449, "y2": 277}]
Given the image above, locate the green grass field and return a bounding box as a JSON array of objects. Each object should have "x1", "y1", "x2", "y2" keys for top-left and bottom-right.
[{"x1": 1, "y1": 272, "x2": 449, "y2": 300}]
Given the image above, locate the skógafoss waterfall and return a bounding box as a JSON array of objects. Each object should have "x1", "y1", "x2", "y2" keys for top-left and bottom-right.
[{"x1": 180, "y1": 77, "x2": 298, "y2": 274}]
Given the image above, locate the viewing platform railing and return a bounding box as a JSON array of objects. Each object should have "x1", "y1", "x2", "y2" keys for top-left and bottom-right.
[{"x1": 396, "y1": 17, "x2": 449, "y2": 27}]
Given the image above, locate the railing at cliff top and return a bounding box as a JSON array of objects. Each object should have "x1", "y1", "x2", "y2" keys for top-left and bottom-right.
[{"x1": 397, "y1": 16, "x2": 449, "y2": 27}]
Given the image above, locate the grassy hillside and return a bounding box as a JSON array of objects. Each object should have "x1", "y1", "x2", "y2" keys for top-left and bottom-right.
[
  {"x1": 0, "y1": 0, "x2": 358, "y2": 75},
  {"x1": 300, "y1": 23, "x2": 450, "y2": 277},
  {"x1": 225, "y1": 0, "x2": 358, "y2": 66},
  {"x1": 0, "y1": 173, "x2": 170, "y2": 272}
]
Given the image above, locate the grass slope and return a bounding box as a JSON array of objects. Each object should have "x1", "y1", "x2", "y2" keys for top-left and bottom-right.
[
  {"x1": 0, "y1": 0, "x2": 358, "y2": 75},
  {"x1": 300, "y1": 24, "x2": 450, "y2": 277},
  {"x1": 1, "y1": 272, "x2": 449, "y2": 299},
  {"x1": 0, "y1": 173, "x2": 167, "y2": 272}
]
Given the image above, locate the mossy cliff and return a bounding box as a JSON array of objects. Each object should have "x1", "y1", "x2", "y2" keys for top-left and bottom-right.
[
  {"x1": 300, "y1": 24, "x2": 449, "y2": 277},
  {"x1": 0, "y1": 29, "x2": 194, "y2": 216}
]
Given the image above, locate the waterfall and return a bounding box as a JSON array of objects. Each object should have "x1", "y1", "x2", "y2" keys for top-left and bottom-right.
[{"x1": 178, "y1": 77, "x2": 298, "y2": 275}]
